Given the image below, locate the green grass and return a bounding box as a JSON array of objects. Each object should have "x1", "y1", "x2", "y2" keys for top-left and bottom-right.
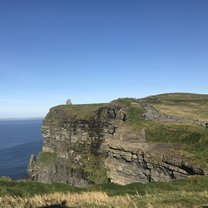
[
  {"x1": 146, "y1": 124, "x2": 203, "y2": 145},
  {"x1": 144, "y1": 92, "x2": 208, "y2": 102},
  {"x1": 0, "y1": 177, "x2": 82, "y2": 197},
  {"x1": 45, "y1": 103, "x2": 106, "y2": 122},
  {"x1": 112, "y1": 98, "x2": 147, "y2": 132},
  {"x1": 38, "y1": 152, "x2": 57, "y2": 163},
  {"x1": 71, "y1": 143, "x2": 108, "y2": 184},
  {"x1": 89, "y1": 175, "x2": 208, "y2": 196},
  {"x1": 145, "y1": 123, "x2": 208, "y2": 167},
  {"x1": 127, "y1": 106, "x2": 145, "y2": 125},
  {"x1": 112, "y1": 97, "x2": 138, "y2": 107},
  {"x1": 125, "y1": 106, "x2": 147, "y2": 133},
  {"x1": 1, "y1": 176, "x2": 208, "y2": 197}
]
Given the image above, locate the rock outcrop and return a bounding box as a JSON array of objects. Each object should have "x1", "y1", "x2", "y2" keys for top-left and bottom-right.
[
  {"x1": 28, "y1": 100, "x2": 205, "y2": 186},
  {"x1": 104, "y1": 138, "x2": 204, "y2": 184}
]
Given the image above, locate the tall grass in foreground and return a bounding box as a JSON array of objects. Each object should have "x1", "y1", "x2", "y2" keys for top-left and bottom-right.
[{"x1": 0, "y1": 191, "x2": 208, "y2": 208}]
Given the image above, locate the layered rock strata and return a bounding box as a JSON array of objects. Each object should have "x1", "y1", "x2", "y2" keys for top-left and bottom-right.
[{"x1": 28, "y1": 102, "x2": 205, "y2": 186}]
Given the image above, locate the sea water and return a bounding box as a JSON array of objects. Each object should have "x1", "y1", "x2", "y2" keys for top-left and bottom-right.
[{"x1": 0, "y1": 119, "x2": 43, "y2": 179}]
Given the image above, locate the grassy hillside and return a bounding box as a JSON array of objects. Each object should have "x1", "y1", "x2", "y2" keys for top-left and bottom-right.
[
  {"x1": 1, "y1": 176, "x2": 208, "y2": 207},
  {"x1": 112, "y1": 94, "x2": 208, "y2": 169},
  {"x1": 46, "y1": 103, "x2": 106, "y2": 122},
  {"x1": 142, "y1": 92, "x2": 208, "y2": 121}
]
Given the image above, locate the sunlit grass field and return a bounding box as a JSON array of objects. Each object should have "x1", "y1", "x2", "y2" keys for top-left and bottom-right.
[
  {"x1": 143, "y1": 93, "x2": 208, "y2": 121},
  {"x1": 1, "y1": 176, "x2": 208, "y2": 207}
]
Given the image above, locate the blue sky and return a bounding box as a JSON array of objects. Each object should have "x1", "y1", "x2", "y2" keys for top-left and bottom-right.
[{"x1": 0, "y1": 0, "x2": 208, "y2": 118}]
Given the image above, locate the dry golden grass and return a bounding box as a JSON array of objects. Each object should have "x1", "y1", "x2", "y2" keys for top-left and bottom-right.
[
  {"x1": 143, "y1": 93, "x2": 208, "y2": 121},
  {"x1": 153, "y1": 102, "x2": 208, "y2": 121},
  {"x1": 0, "y1": 191, "x2": 208, "y2": 208}
]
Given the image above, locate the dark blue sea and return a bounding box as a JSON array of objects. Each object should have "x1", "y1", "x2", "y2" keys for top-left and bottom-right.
[{"x1": 0, "y1": 119, "x2": 43, "y2": 179}]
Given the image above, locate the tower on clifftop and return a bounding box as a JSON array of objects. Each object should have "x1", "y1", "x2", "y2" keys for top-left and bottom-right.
[{"x1": 66, "y1": 99, "x2": 72, "y2": 105}]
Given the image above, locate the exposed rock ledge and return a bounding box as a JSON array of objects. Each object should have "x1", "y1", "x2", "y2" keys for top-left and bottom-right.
[{"x1": 104, "y1": 140, "x2": 204, "y2": 185}]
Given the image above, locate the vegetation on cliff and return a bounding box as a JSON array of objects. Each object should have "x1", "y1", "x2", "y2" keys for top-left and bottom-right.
[
  {"x1": 28, "y1": 93, "x2": 208, "y2": 186},
  {"x1": 38, "y1": 152, "x2": 57, "y2": 163},
  {"x1": 142, "y1": 93, "x2": 208, "y2": 169},
  {"x1": 45, "y1": 103, "x2": 106, "y2": 122},
  {"x1": 113, "y1": 94, "x2": 208, "y2": 168}
]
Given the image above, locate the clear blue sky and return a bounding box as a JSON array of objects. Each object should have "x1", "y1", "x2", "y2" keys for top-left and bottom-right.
[{"x1": 0, "y1": 0, "x2": 208, "y2": 118}]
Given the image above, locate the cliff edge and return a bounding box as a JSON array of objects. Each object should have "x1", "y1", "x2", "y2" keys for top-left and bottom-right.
[{"x1": 28, "y1": 94, "x2": 208, "y2": 186}]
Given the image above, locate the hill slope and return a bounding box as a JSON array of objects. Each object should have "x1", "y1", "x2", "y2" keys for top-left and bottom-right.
[{"x1": 142, "y1": 92, "x2": 208, "y2": 121}]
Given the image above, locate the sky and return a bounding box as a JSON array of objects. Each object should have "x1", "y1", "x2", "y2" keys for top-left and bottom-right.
[{"x1": 0, "y1": 0, "x2": 208, "y2": 118}]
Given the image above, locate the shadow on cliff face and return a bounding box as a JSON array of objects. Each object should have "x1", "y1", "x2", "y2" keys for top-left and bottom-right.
[{"x1": 38, "y1": 201, "x2": 67, "y2": 208}]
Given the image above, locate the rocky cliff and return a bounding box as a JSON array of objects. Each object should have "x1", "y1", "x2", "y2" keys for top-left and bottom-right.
[{"x1": 28, "y1": 95, "x2": 208, "y2": 186}]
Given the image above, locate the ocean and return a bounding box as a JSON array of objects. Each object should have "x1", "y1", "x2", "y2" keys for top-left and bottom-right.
[{"x1": 0, "y1": 119, "x2": 43, "y2": 179}]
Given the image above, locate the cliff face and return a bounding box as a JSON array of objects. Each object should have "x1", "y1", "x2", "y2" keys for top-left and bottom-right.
[
  {"x1": 28, "y1": 104, "x2": 127, "y2": 186},
  {"x1": 28, "y1": 97, "x2": 207, "y2": 186}
]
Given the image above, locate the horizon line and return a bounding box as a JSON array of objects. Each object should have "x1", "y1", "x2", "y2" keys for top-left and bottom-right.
[{"x1": 0, "y1": 117, "x2": 44, "y2": 120}]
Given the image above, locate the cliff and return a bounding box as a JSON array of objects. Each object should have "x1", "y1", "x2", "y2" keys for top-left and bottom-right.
[{"x1": 28, "y1": 94, "x2": 208, "y2": 186}]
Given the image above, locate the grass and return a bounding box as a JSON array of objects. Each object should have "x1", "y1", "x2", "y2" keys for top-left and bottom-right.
[
  {"x1": 71, "y1": 143, "x2": 108, "y2": 184},
  {"x1": 38, "y1": 152, "x2": 57, "y2": 163},
  {"x1": 142, "y1": 92, "x2": 208, "y2": 121},
  {"x1": 1, "y1": 191, "x2": 208, "y2": 208},
  {"x1": 1, "y1": 176, "x2": 208, "y2": 207},
  {"x1": 45, "y1": 103, "x2": 106, "y2": 122},
  {"x1": 144, "y1": 122, "x2": 208, "y2": 167},
  {"x1": 126, "y1": 105, "x2": 146, "y2": 126},
  {"x1": 1, "y1": 176, "x2": 208, "y2": 197},
  {"x1": 112, "y1": 98, "x2": 147, "y2": 133},
  {"x1": 146, "y1": 124, "x2": 203, "y2": 145}
]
